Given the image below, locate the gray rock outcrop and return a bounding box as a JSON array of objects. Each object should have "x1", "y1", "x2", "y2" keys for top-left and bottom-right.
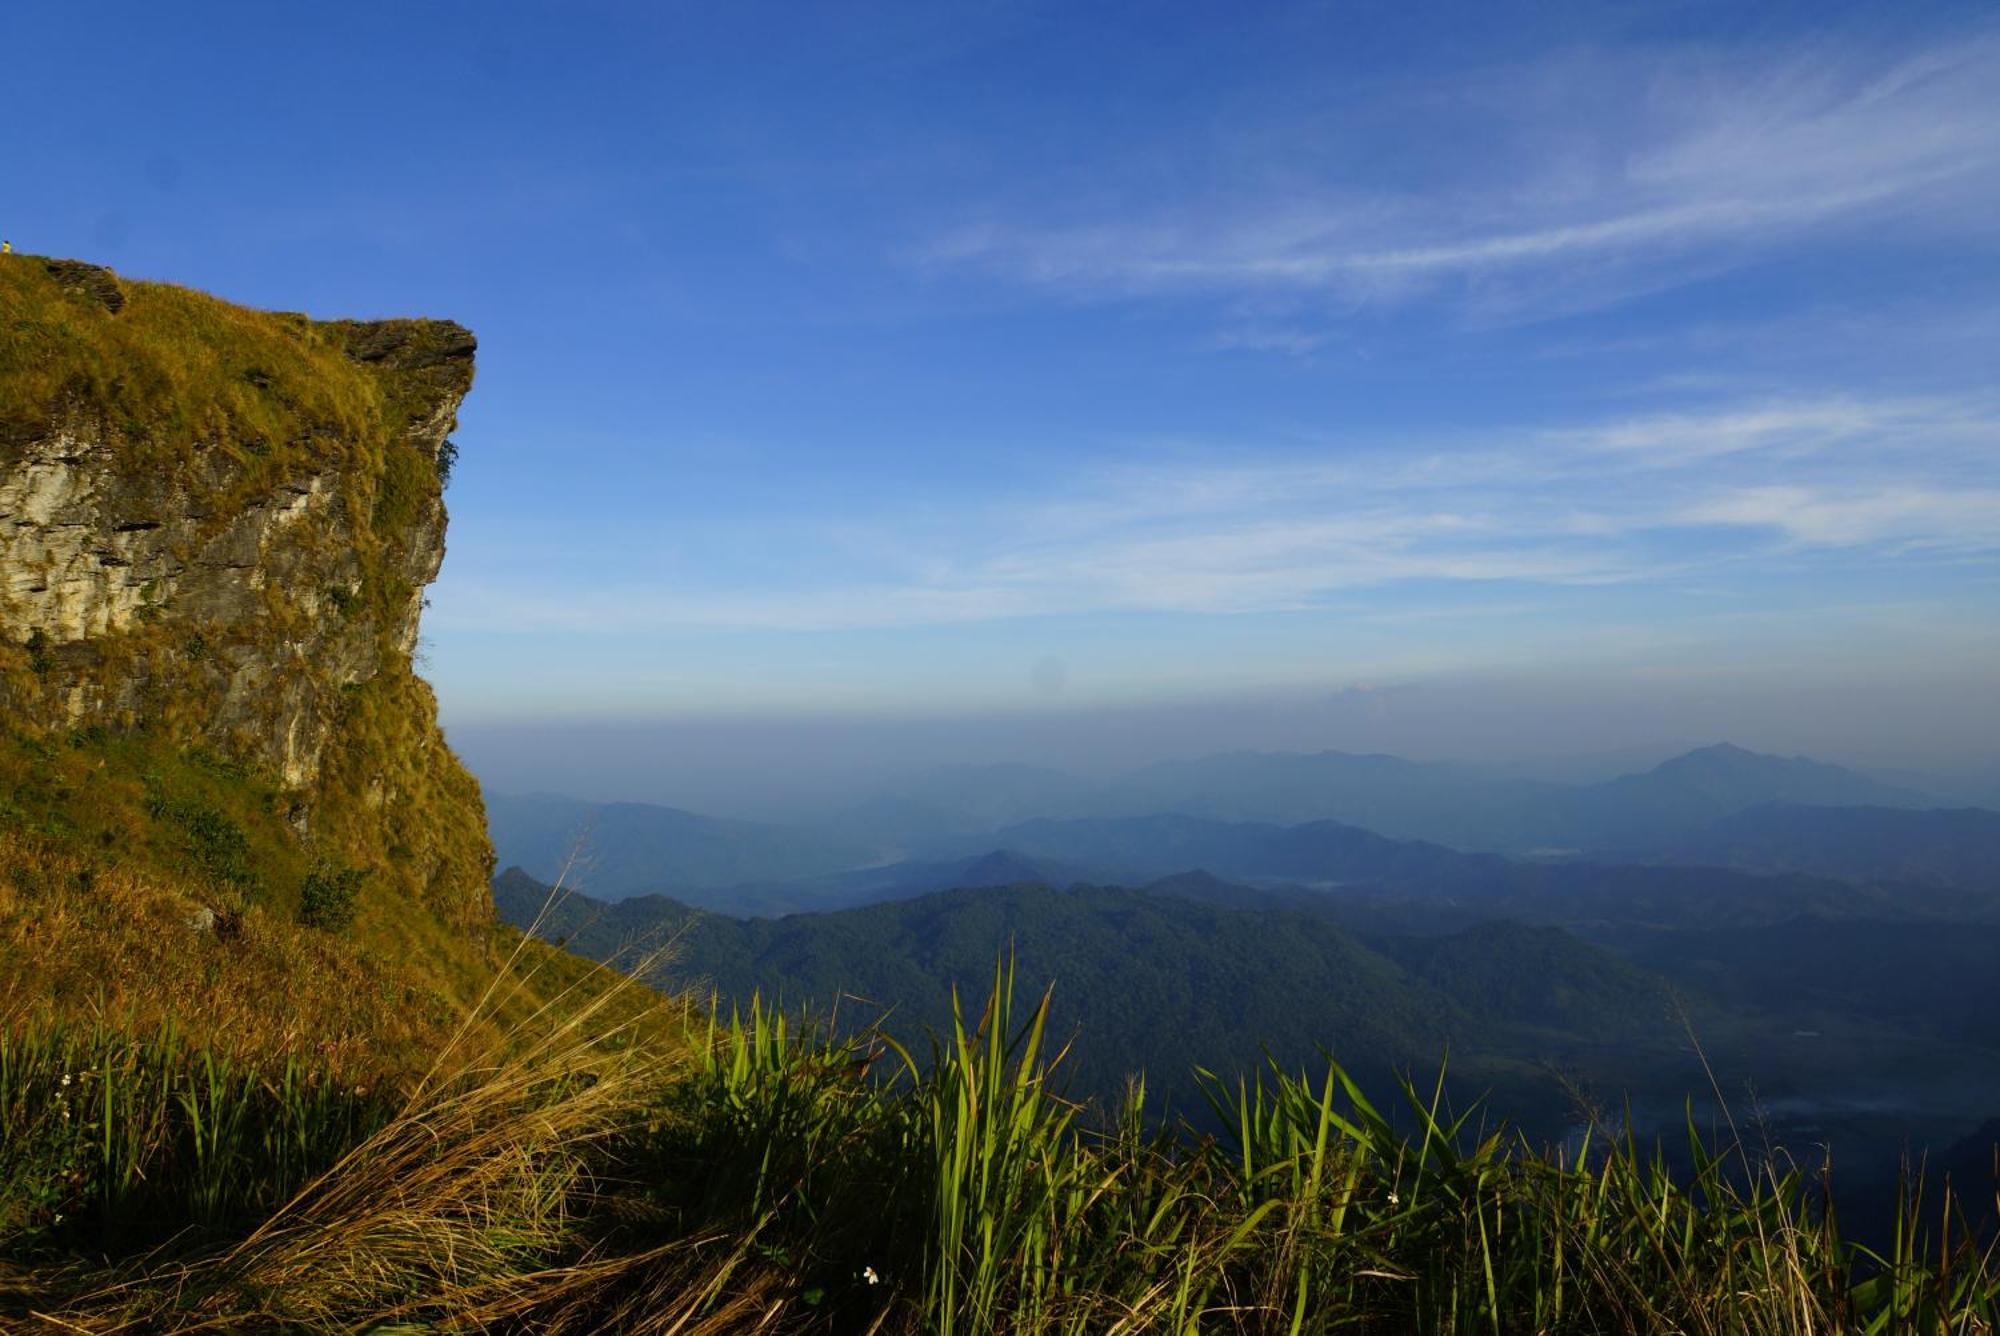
[{"x1": 1, "y1": 263, "x2": 472, "y2": 788}]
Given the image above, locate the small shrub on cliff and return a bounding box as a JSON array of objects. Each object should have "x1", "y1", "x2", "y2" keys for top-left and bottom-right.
[
  {"x1": 23, "y1": 630, "x2": 51, "y2": 678},
  {"x1": 299, "y1": 862, "x2": 367, "y2": 931},
  {"x1": 145, "y1": 788, "x2": 257, "y2": 893}
]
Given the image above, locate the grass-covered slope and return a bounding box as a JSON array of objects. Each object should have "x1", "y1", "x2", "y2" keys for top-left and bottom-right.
[
  {"x1": 0, "y1": 258, "x2": 562, "y2": 1079},
  {"x1": 0, "y1": 254, "x2": 468, "y2": 518}
]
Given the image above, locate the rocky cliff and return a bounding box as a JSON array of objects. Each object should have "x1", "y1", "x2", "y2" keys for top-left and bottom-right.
[{"x1": 0, "y1": 256, "x2": 492, "y2": 924}]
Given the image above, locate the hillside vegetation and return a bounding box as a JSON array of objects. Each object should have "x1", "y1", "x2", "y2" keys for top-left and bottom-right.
[
  {"x1": 7, "y1": 959, "x2": 1998, "y2": 1332},
  {"x1": 0, "y1": 254, "x2": 468, "y2": 507},
  {"x1": 493, "y1": 869, "x2": 1700, "y2": 1120}
]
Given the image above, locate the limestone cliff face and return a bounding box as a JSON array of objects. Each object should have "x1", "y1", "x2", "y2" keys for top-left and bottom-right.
[
  {"x1": 0, "y1": 257, "x2": 493, "y2": 923},
  {"x1": 1, "y1": 321, "x2": 467, "y2": 786}
]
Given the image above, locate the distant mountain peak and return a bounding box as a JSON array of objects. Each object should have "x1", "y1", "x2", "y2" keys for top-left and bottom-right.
[
  {"x1": 1684, "y1": 741, "x2": 1759, "y2": 759},
  {"x1": 1659, "y1": 742, "x2": 1782, "y2": 768},
  {"x1": 1621, "y1": 743, "x2": 1930, "y2": 813},
  {"x1": 1644, "y1": 743, "x2": 1852, "y2": 783}
]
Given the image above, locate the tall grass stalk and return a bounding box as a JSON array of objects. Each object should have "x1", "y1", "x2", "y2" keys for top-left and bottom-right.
[
  {"x1": 651, "y1": 964, "x2": 2000, "y2": 1333},
  {"x1": 0, "y1": 1023, "x2": 388, "y2": 1255}
]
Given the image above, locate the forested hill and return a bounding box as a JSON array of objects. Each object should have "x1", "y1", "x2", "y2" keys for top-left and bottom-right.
[
  {"x1": 493, "y1": 867, "x2": 1681, "y2": 1117},
  {"x1": 1665, "y1": 803, "x2": 2000, "y2": 890}
]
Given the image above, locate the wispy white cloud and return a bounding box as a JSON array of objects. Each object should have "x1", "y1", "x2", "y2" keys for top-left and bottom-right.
[
  {"x1": 1546, "y1": 396, "x2": 1996, "y2": 468},
  {"x1": 1679, "y1": 485, "x2": 2000, "y2": 550},
  {"x1": 912, "y1": 32, "x2": 2000, "y2": 322},
  {"x1": 433, "y1": 390, "x2": 2000, "y2": 635}
]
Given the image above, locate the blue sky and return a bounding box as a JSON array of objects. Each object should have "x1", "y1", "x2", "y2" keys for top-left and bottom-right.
[{"x1": 7, "y1": 1, "x2": 1999, "y2": 779}]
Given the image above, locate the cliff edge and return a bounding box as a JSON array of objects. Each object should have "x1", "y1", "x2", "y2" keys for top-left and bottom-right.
[{"x1": 0, "y1": 255, "x2": 492, "y2": 927}]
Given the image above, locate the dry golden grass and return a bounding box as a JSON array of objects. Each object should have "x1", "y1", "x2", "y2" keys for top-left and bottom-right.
[
  {"x1": 13, "y1": 897, "x2": 698, "y2": 1335},
  {"x1": 313, "y1": 666, "x2": 500, "y2": 930},
  {"x1": 0, "y1": 827, "x2": 674, "y2": 1088},
  {"x1": 0, "y1": 251, "x2": 455, "y2": 483},
  {"x1": 1, "y1": 828, "x2": 458, "y2": 1081}
]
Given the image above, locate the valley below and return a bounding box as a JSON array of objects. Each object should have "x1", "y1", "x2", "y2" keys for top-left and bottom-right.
[{"x1": 489, "y1": 742, "x2": 2000, "y2": 1240}]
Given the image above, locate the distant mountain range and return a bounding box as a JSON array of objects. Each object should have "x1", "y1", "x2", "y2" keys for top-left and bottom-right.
[
  {"x1": 658, "y1": 849, "x2": 1104, "y2": 918},
  {"x1": 493, "y1": 852, "x2": 2000, "y2": 1147},
  {"x1": 1663, "y1": 803, "x2": 2000, "y2": 891},
  {"x1": 962, "y1": 813, "x2": 1498, "y2": 890},
  {"x1": 485, "y1": 743, "x2": 1988, "y2": 911},
  {"x1": 939, "y1": 813, "x2": 2000, "y2": 937},
  {"x1": 483, "y1": 792, "x2": 872, "y2": 899},
  {"x1": 815, "y1": 742, "x2": 1938, "y2": 859}
]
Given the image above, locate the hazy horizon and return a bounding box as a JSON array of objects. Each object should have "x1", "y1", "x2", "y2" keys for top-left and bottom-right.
[{"x1": 443, "y1": 663, "x2": 2000, "y2": 819}]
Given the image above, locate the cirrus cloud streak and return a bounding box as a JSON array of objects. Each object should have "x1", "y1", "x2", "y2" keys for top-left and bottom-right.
[{"x1": 433, "y1": 391, "x2": 2000, "y2": 635}]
